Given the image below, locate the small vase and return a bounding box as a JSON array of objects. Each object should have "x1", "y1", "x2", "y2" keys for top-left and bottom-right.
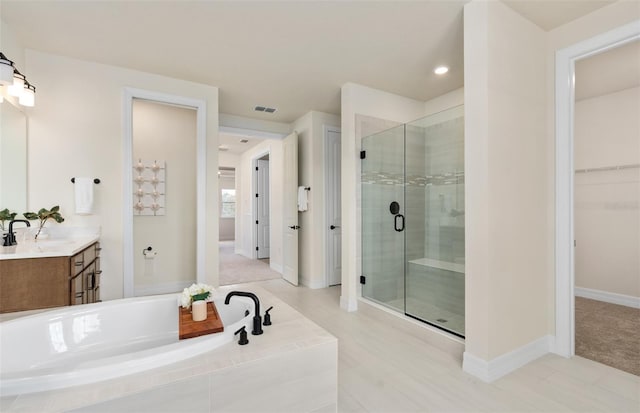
[{"x1": 192, "y1": 300, "x2": 207, "y2": 322}]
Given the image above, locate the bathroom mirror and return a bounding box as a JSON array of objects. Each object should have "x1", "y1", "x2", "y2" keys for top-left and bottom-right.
[{"x1": 0, "y1": 100, "x2": 28, "y2": 213}]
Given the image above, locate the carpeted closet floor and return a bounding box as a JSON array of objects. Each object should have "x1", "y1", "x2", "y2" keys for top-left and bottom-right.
[
  {"x1": 218, "y1": 240, "x2": 281, "y2": 286},
  {"x1": 575, "y1": 296, "x2": 640, "y2": 376}
]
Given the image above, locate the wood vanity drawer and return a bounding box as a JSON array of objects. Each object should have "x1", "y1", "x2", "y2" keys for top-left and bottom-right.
[{"x1": 71, "y1": 250, "x2": 85, "y2": 276}]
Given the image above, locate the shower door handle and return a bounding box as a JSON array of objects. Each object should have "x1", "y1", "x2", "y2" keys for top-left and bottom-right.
[{"x1": 394, "y1": 214, "x2": 405, "y2": 232}]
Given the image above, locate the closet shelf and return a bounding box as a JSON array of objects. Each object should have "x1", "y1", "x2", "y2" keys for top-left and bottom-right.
[{"x1": 575, "y1": 163, "x2": 640, "y2": 174}]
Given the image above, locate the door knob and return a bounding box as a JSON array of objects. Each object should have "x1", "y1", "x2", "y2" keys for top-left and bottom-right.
[
  {"x1": 288, "y1": 225, "x2": 300, "y2": 230},
  {"x1": 330, "y1": 225, "x2": 340, "y2": 230}
]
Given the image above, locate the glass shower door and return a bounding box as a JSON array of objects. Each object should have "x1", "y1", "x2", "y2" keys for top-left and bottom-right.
[
  {"x1": 405, "y1": 107, "x2": 465, "y2": 337},
  {"x1": 361, "y1": 124, "x2": 405, "y2": 312},
  {"x1": 360, "y1": 106, "x2": 465, "y2": 338}
]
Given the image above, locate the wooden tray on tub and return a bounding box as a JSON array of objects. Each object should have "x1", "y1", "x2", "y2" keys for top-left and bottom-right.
[{"x1": 179, "y1": 302, "x2": 224, "y2": 340}]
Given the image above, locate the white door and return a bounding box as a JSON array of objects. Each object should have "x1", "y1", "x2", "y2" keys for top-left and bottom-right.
[
  {"x1": 326, "y1": 128, "x2": 342, "y2": 286},
  {"x1": 256, "y1": 159, "x2": 270, "y2": 259},
  {"x1": 283, "y1": 132, "x2": 299, "y2": 285}
]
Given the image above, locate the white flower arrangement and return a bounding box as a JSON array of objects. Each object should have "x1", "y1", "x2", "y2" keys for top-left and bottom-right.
[{"x1": 181, "y1": 283, "x2": 214, "y2": 309}]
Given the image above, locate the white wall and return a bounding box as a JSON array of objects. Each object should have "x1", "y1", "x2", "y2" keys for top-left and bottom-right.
[
  {"x1": 0, "y1": 19, "x2": 25, "y2": 70},
  {"x1": 574, "y1": 87, "x2": 640, "y2": 298},
  {"x1": 132, "y1": 100, "x2": 197, "y2": 290},
  {"x1": 292, "y1": 110, "x2": 341, "y2": 289},
  {"x1": 464, "y1": 0, "x2": 548, "y2": 363},
  {"x1": 25, "y1": 50, "x2": 219, "y2": 300},
  {"x1": 293, "y1": 112, "x2": 314, "y2": 285},
  {"x1": 0, "y1": 19, "x2": 28, "y2": 213},
  {"x1": 236, "y1": 139, "x2": 284, "y2": 272},
  {"x1": 220, "y1": 113, "x2": 291, "y2": 137},
  {"x1": 340, "y1": 82, "x2": 463, "y2": 311}
]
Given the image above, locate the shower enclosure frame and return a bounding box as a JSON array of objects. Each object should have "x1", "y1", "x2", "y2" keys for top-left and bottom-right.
[{"x1": 360, "y1": 105, "x2": 465, "y2": 338}]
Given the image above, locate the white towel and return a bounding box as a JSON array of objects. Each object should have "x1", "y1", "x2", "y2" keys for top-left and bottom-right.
[
  {"x1": 297, "y1": 186, "x2": 308, "y2": 212},
  {"x1": 74, "y1": 177, "x2": 94, "y2": 215}
]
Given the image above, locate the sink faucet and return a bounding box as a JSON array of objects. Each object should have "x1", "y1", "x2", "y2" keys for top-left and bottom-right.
[
  {"x1": 224, "y1": 291, "x2": 263, "y2": 335},
  {"x1": 2, "y1": 219, "x2": 31, "y2": 247}
]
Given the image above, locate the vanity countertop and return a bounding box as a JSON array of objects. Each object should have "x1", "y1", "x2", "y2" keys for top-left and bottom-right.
[{"x1": 0, "y1": 236, "x2": 99, "y2": 261}]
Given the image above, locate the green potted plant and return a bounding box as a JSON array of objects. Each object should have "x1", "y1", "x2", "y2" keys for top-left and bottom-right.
[
  {"x1": 23, "y1": 206, "x2": 65, "y2": 240},
  {"x1": 0, "y1": 208, "x2": 18, "y2": 232}
]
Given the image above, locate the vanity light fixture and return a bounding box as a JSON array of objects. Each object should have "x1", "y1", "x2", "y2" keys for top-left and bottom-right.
[
  {"x1": 19, "y1": 82, "x2": 35, "y2": 107},
  {"x1": 434, "y1": 65, "x2": 449, "y2": 75},
  {"x1": 0, "y1": 53, "x2": 14, "y2": 85},
  {"x1": 0, "y1": 52, "x2": 36, "y2": 107},
  {"x1": 7, "y1": 71, "x2": 25, "y2": 96}
]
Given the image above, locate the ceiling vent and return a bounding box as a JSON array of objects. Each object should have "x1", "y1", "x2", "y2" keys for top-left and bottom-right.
[
  {"x1": 254, "y1": 105, "x2": 277, "y2": 114},
  {"x1": 240, "y1": 139, "x2": 249, "y2": 143}
]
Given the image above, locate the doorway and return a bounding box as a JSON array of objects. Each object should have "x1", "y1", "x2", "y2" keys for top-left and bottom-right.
[
  {"x1": 554, "y1": 20, "x2": 639, "y2": 359},
  {"x1": 572, "y1": 40, "x2": 640, "y2": 375},
  {"x1": 255, "y1": 155, "x2": 271, "y2": 260},
  {"x1": 122, "y1": 88, "x2": 206, "y2": 298},
  {"x1": 325, "y1": 126, "x2": 342, "y2": 286}
]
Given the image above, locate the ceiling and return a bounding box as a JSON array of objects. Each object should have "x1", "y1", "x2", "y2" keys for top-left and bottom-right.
[
  {"x1": 218, "y1": 132, "x2": 265, "y2": 155},
  {"x1": 1, "y1": 1, "x2": 618, "y2": 124},
  {"x1": 575, "y1": 39, "x2": 640, "y2": 101}
]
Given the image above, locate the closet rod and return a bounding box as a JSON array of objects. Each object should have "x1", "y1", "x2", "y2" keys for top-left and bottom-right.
[{"x1": 574, "y1": 163, "x2": 640, "y2": 174}]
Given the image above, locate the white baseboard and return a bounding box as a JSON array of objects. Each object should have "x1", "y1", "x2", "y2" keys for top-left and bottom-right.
[
  {"x1": 340, "y1": 295, "x2": 358, "y2": 312},
  {"x1": 270, "y1": 262, "x2": 283, "y2": 274},
  {"x1": 575, "y1": 287, "x2": 640, "y2": 308},
  {"x1": 134, "y1": 280, "x2": 193, "y2": 297},
  {"x1": 463, "y1": 335, "x2": 552, "y2": 382},
  {"x1": 300, "y1": 276, "x2": 327, "y2": 290}
]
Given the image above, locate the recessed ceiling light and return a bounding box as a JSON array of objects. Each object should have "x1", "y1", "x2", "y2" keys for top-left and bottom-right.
[
  {"x1": 434, "y1": 66, "x2": 449, "y2": 75},
  {"x1": 218, "y1": 145, "x2": 229, "y2": 151}
]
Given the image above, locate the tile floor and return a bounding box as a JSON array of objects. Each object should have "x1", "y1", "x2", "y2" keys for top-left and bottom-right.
[{"x1": 256, "y1": 279, "x2": 640, "y2": 413}]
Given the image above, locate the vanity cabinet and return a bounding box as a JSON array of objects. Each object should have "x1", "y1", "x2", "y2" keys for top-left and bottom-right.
[
  {"x1": 0, "y1": 241, "x2": 101, "y2": 313},
  {"x1": 69, "y1": 243, "x2": 101, "y2": 305}
]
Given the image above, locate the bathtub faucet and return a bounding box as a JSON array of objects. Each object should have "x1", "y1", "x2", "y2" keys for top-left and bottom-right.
[
  {"x1": 2, "y1": 219, "x2": 31, "y2": 247},
  {"x1": 224, "y1": 291, "x2": 263, "y2": 335}
]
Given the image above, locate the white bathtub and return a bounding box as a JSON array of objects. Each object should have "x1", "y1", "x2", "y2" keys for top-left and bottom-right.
[{"x1": 0, "y1": 294, "x2": 253, "y2": 396}]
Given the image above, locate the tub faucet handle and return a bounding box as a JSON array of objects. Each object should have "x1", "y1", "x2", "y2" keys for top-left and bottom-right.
[
  {"x1": 263, "y1": 306, "x2": 273, "y2": 326},
  {"x1": 234, "y1": 326, "x2": 249, "y2": 345}
]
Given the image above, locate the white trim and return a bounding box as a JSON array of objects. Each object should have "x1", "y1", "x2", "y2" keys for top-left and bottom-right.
[
  {"x1": 463, "y1": 336, "x2": 552, "y2": 383},
  {"x1": 300, "y1": 275, "x2": 327, "y2": 290},
  {"x1": 122, "y1": 87, "x2": 207, "y2": 298},
  {"x1": 270, "y1": 262, "x2": 283, "y2": 274},
  {"x1": 324, "y1": 124, "x2": 342, "y2": 288},
  {"x1": 554, "y1": 20, "x2": 640, "y2": 358},
  {"x1": 575, "y1": 287, "x2": 640, "y2": 309},
  {"x1": 340, "y1": 295, "x2": 358, "y2": 312},
  {"x1": 133, "y1": 280, "x2": 194, "y2": 297},
  {"x1": 219, "y1": 125, "x2": 287, "y2": 140},
  {"x1": 358, "y1": 296, "x2": 463, "y2": 344}
]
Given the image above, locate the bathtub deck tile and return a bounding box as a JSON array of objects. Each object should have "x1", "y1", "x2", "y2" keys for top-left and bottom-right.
[{"x1": 1, "y1": 285, "x2": 338, "y2": 413}]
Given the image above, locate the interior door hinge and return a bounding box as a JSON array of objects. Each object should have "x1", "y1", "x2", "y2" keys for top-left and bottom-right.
[
  {"x1": 256, "y1": 166, "x2": 259, "y2": 171},
  {"x1": 256, "y1": 246, "x2": 259, "y2": 251},
  {"x1": 360, "y1": 150, "x2": 366, "y2": 159},
  {"x1": 360, "y1": 275, "x2": 366, "y2": 284},
  {"x1": 256, "y1": 220, "x2": 259, "y2": 225},
  {"x1": 255, "y1": 193, "x2": 259, "y2": 198}
]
